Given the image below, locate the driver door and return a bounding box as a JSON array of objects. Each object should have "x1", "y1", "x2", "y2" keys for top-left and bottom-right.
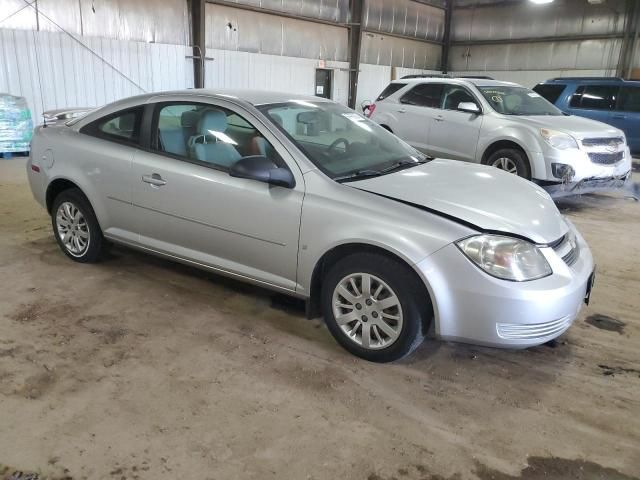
[
  {"x1": 131, "y1": 97, "x2": 305, "y2": 291},
  {"x1": 428, "y1": 84, "x2": 483, "y2": 161}
]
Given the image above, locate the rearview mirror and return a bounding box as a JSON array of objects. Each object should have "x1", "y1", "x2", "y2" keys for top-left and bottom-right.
[
  {"x1": 229, "y1": 155, "x2": 295, "y2": 189},
  {"x1": 457, "y1": 102, "x2": 481, "y2": 114}
]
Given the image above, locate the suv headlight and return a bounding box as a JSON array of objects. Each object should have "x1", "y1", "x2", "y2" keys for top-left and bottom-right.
[
  {"x1": 540, "y1": 128, "x2": 578, "y2": 150},
  {"x1": 456, "y1": 234, "x2": 552, "y2": 281}
]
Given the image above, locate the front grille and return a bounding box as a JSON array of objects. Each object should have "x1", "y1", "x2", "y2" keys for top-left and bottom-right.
[
  {"x1": 581, "y1": 137, "x2": 624, "y2": 147},
  {"x1": 497, "y1": 315, "x2": 573, "y2": 340},
  {"x1": 581, "y1": 136, "x2": 625, "y2": 166},
  {"x1": 588, "y1": 151, "x2": 624, "y2": 165},
  {"x1": 562, "y1": 246, "x2": 580, "y2": 266},
  {"x1": 551, "y1": 233, "x2": 579, "y2": 266}
]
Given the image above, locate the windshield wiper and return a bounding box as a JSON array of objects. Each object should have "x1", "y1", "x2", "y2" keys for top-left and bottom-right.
[
  {"x1": 334, "y1": 169, "x2": 385, "y2": 183},
  {"x1": 379, "y1": 159, "x2": 428, "y2": 174},
  {"x1": 334, "y1": 159, "x2": 427, "y2": 183}
]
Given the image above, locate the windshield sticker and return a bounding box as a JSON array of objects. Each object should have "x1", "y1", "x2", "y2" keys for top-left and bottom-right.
[
  {"x1": 491, "y1": 95, "x2": 503, "y2": 103},
  {"x1": 482, "y1": 90, "x2": 506, "y2": 96}
]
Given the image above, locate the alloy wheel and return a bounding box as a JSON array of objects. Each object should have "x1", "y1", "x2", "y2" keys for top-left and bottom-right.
[
  {"x1": 491, "y1": 156, "x2": 519, "y2": 174},
  {"x1": 331, "y1": 273, "x2": 403, "y2": 350},
  {"x1": 56, "y1": 201, "x2": 90, "y2": 257}
]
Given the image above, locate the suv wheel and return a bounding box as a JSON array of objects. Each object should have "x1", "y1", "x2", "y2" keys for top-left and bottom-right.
[
  {"x1": 321, "y1": 253, "x2": 430, "y2": 362},
  {"x1": 486, "y1": 148, "x2": 531, "y2": 179},
  {"x1": 52, "y1": 188, "x2": 108, "y2": 263}
]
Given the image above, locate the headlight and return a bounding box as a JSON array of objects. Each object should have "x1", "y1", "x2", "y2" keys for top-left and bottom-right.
[
  {"x1": 540, "y1": 128, "x2": 578, "y2": 150},
  {"x1": 456, "y1": 234, "x2": 552, "y2": 281}
]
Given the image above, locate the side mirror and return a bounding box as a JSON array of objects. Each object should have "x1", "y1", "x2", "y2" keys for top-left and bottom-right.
[
  {"x1": 229, "y1": 155, "x2": 295, "y2": 189},
  {"x1": 457, "y1": 102, "x2": 481, "y2": 114}
]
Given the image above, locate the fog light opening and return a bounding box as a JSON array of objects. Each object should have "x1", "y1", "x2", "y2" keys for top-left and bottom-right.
[{"x1": 551, "y1": 163, "x2": 575, "y2": 182}]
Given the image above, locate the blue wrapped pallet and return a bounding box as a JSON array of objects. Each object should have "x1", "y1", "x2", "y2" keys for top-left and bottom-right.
[{"x1": 0, "y1": 93, "x2": 33, "y2": 157}]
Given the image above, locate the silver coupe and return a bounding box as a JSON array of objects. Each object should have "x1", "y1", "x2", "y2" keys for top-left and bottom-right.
[{"x1": 26, "y1": 90, "x2": 595, "y2": 362}]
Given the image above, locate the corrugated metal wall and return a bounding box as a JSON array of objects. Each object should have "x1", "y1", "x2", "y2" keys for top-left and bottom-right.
[
  {"x1": 0, "y1": 0, "x2": 446, "y2": 119},
  {"x1": 450, "y1": 0, "x2": 631, "y2": 80},
  {"x1": 218, "y1": 0, "x2": 350, "y2": 23},
  {"x1": 364, "y1": 0, "x2": 444, "y2": 43},
  {"x1": 0, "y1": 29, "x2": 193, "y2": 121},
  {"x1": 205, "y1": 48, "x2": 350, "y2": 104},
  {"x1": 0, "y1": 0, "x2": 190, "y2": 44},
  {"x1": 205, "y1": 3, "x2": 348, "y2": 61}
]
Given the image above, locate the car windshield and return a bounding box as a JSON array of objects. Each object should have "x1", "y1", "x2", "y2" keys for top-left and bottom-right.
[
  {"x1": 477, "y1": 86, "x2": 563, "y2": 116},
  {"x1": 258, "y1": 100, "x2": 428, "y2": 181}
]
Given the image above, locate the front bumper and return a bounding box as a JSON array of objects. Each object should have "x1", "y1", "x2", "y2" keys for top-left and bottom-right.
[
  {"x1": 416, "y1": 224, "x2": 594, "y2": 348},
  {"x1": 531, "y1": 145, "x2": 632, "y2": 184},
  {"x1": 544, "y1": 171, "x2": 631, "y2": 197}
]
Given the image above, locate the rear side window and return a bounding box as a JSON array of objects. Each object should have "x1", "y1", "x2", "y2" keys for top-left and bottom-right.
[
  {"x1": 82, "y1": 107, "x2": 143, "y2": 145},
  {"x1": 616, "y1": 86, "x2": 640, "y2": 113},
  {"x1": 376, "y1": 83, "x2": 407, "y2": 101},
  {"x1": 569, "y1": 85, "x2": 617, "y2": 110},
  {"x1": 532, "y1": 84, "x2": 566, "y2": 104},
  {"x1": 400, "y1": 83, "x2": 444, "y2": 108}
]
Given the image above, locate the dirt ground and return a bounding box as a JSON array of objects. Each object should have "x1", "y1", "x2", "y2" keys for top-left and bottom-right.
[{"x1": 1, "y1": 157, "x2": 639, "y2": 480}]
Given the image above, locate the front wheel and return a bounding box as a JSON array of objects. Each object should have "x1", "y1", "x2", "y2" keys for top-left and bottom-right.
[
  {"x1": 322, "y1": 253, "x2": 431, "y2": 362},
  {"x1": 51, "y1": 188, "x2": 108, "y2": 263},
  {"x1": 486, "y1": 148, "x2": 531, "y2": 179}
]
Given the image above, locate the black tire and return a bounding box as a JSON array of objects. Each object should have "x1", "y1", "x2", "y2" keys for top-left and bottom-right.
[
  {"x1": 485, "y1": 147, "x2": 531, "y2": 179},
  {"x1": 321, "y1": 252, "x2": 431, "y2": 363},
  {"x1": 51, "y1": 188, "x2": 107, "y2": 263}
]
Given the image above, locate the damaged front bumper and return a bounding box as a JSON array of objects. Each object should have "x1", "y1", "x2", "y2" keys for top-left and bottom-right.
[{"x1": 543, "y1": 170, "x2": 632, "y2": 198}]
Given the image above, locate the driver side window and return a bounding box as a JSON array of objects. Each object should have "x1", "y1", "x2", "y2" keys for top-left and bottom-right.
[
  {"x1": 441, "y1": 85, "x2": 478, "y2": 111},
  {"x1": 153, "y1": 103, "x2": 283, "y2": 170}
]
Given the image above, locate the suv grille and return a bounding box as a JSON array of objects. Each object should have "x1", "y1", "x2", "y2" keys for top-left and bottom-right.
[
  {"x1": 588, "y1": 151, "x2": 625, "y2": 165},
  {"x1": 581, "y1": 137, "x2": 625, "y2": 166},
  {"x1": 581, "y1": 137, "x2": 624, "y2": 147}
]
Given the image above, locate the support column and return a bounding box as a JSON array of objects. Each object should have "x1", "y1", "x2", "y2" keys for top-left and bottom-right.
[
  {"x1": 441, "y1": 0, "x2": 452, "y2": 73},
  {"x1": 189, "y1": 0, "x2": 206, "y2": 88},
  {"x1": 347, "y1": 0, "x2": 364, "y2": 110}
]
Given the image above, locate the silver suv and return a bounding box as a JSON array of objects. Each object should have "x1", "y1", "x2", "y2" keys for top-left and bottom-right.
[{"x1": 368, "y1": 78, "x2": 632, "y2": 192}]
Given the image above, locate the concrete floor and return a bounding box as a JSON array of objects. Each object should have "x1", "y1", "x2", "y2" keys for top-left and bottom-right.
[{"x1": 1, "y1": 157, "x2": 639, "y2": 480}]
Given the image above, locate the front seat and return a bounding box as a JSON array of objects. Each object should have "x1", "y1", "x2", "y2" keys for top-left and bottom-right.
[
  {"x1": 248, "y1": 113, "x2": 284, "y2": 157},
  {"x1": 190, "y1": 109, "x2": 241, "y2": 168}
]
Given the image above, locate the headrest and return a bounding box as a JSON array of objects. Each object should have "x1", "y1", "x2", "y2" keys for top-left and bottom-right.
[
  {"x1": 199, "y1": 109, "x2": 227, "y2": 134},
  {"x1": 181, "y1": 110, "x2": 199, "y2": 128},
  {"x1": 119, "y1": 113, "x2": 135, "y2": 131}
]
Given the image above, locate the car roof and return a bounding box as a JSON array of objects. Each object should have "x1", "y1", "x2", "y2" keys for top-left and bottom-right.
[
  {"x1": 390, "y1": 77, "x2": 521, "y2": 88},
  {"x1": 120, "y1": 88, "x2": 333, "y2": 107},
  {"x1": 71, "y1": 88, "x2": 335, "y2": 128},
  {"x1": 540, "y1": 77, "x2": 640, "y2": 86}
]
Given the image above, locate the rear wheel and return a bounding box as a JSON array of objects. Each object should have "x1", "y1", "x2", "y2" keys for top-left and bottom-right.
[
  {"x1": 486, "y1": 148, "x2": 531, "y2": 179},
  {"x1": 51, "y1": 188, "x2": 107, "y2": 263},
  {"x1": 322, "y1": 253, "x2": 430, "y2": 362}
]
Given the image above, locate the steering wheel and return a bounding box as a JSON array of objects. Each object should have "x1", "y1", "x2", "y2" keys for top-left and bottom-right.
[{"x1": 327, "y1": 137, "x2": 350, "y2": 154}]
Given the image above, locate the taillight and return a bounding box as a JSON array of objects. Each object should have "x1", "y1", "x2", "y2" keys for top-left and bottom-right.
[
  {"x1": 31, "y1": 164, "x2": 40, "y2": 173},
  {"x1": 365, "y1": 103, "x2": 376, "y2": 118}
]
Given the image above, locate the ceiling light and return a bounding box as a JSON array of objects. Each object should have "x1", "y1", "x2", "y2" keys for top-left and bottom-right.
[{"x1": 529, "y1": 0, "x2": 554, "y2": 4}]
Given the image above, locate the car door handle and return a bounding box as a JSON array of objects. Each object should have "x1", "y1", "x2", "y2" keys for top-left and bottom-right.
[
  {"x1": 397, "y1": 108, "x2": 407, "y2": 114},
  {"x1": 434, "y1": 115, "x2": 444, "y2": 122},
  {"x1": 142, "y1": 173, "x2": 167, "y2": 187}
]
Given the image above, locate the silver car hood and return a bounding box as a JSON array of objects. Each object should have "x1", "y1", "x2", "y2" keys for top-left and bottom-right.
[
  {"x1": 349, "y1": 160, "x2": 567, "y2": 244},
  {"x1": 514, "y1": 114, "x2": 621, "y2": 139}
]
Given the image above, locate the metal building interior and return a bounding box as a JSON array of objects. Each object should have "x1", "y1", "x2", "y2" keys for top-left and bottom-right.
[{"x1": 0, "y1": 0, "x2": 639, "y2": 479}]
